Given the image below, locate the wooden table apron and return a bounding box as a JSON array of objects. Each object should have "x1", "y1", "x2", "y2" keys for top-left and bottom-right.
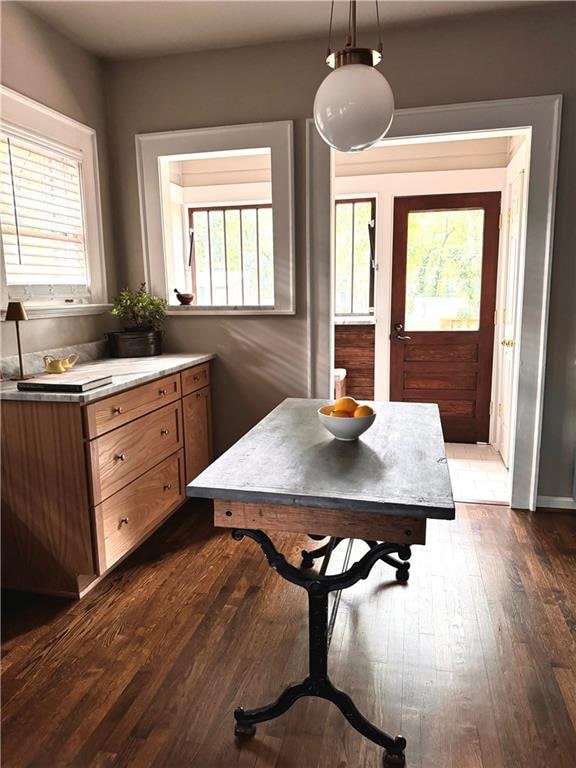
[{"x1": 187, "y1": 398, "x2": 454, "y2": 767}]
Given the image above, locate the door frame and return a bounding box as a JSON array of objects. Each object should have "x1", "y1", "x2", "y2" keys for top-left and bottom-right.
[{"x1": 306, "y1": 95, "x2": 562, "y2": 511}]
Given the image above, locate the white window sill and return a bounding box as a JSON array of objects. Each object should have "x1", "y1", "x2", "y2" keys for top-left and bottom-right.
[
  {"x1": 167, "y1": 306, "x2": 296, "y2": 317},
  {"x1": 1, "y1": 304, "x2": 113, "y2": 320},
  {"x1": 334, "y1": 316, "x2": 375, "y2": 326}
]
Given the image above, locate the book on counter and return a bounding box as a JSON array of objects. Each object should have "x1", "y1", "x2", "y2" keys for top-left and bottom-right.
[{"x1": 17, "y1": 373, "x2": 113, "y2": 393}]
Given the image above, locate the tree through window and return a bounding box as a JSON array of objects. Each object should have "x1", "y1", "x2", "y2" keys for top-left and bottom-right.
[{"x1": 334, "y1": 198, "x2": 375, "y2": 317}]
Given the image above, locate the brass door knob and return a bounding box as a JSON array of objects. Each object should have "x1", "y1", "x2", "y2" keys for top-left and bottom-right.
[{"x1": 501, "y1": 339, "x2": 515, "y2": 347}]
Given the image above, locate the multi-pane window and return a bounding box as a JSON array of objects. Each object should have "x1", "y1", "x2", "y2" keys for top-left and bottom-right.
[
  {"x1": 189, "y1": 204, "x2": 274, "y2": 307},
  {"x1": 0, "y1": 130, "x2": 89, "y2": 301},
  {"x1": 334, "y1": 198, "x2": 376, "y2": 317}
]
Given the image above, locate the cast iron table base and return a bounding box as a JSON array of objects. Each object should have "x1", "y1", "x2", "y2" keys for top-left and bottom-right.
[
  {"x1": 301, "y1": 536, "x2": 412, "y2": 581},
  {"x1": 231, "y1": 529, "x2": 407, "y2": 767}
]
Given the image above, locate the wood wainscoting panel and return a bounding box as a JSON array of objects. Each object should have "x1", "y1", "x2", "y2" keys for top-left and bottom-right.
[
  {"x1": 1, "y1": 401, "x2": 94, "y2": 594},
  {"x1": 213, "y1": 500, "x2": 426, "y2": 544},
  {"x1": 334, "y1": 323, "x2": 375, "y2": 400}
]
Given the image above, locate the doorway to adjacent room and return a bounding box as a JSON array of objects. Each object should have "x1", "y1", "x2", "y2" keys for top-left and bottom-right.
[{"x1": 331, "y1": 130, "x2": 532, "y2": 505}]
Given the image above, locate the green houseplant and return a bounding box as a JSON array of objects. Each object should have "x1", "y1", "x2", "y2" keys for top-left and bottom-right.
[{"x1": 108, "y1": 283, "x2": 167, "y2": 357}]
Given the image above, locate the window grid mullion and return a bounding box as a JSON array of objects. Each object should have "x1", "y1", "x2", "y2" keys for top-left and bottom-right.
[
  {"x1": 223, "y1": 210, "x2": 229, "y2": 306},
  {"x1": 239, "y1": 209, "x2": 245, "y2": 306},
  {"x1": 350, "y1": 202, "x2": 355, "y2": 315},
  {"x1": 256, "y1": 208, "x2": 261, "y2": 306},
  {"x1": 207, "y1": 210, "x2": 214, "y2": 306}
]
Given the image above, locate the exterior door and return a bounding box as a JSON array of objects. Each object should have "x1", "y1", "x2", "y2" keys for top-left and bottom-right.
[
  {"x1": 496, "y1": 170, "x2": 524, "y2": 466},
  {"x1": 390, "y1": 192, "x2": 501, "y2": 443}
]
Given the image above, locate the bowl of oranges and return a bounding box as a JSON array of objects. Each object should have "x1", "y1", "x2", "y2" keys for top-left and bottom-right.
[{"x1": 318, "y1": 397, "x2": 376, "y2": 441}]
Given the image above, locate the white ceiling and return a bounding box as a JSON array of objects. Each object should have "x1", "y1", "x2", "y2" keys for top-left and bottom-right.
[{"x1": 20, "y1": 0, "x2": 548, "y2": 60}]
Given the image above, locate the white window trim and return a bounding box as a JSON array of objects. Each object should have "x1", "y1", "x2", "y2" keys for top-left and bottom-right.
[
  {"x1": 0, "y1": 85, "x2": 108, "y2": 317},
  {"x1": 136, "y1": 122, "x2": 295, "y2": 315}
]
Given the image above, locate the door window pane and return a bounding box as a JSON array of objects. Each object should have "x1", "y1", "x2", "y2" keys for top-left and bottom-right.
[{"x1": 405, "y1": 208, "x2": 484, "y2": 331}]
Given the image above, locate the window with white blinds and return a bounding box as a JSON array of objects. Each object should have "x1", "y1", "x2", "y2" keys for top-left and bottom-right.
[{"x1": 0, "y1": 130, "x2": 90, "y2": 300}]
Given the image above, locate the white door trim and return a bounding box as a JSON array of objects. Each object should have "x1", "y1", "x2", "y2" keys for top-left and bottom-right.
[{"x1": 306, "y1": 95, "x2": 562, "y2": 511}]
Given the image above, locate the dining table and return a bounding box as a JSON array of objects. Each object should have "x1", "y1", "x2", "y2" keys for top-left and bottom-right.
[{"x1": 187, "y1": 397, "x2": 454, "y2": 766}]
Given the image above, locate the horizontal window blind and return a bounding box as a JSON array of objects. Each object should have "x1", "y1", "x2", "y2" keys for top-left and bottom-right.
[{"x1": 0, "y1": 130, "x2": 90, "y2": 297}]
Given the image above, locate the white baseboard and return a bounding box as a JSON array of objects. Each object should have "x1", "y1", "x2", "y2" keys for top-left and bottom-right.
[{"x1": 536, "y1": 495, "x2": 576, "y2": 510}]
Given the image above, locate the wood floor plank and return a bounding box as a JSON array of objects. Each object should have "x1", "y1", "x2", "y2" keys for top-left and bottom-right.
[{"x1": 2, "y1": 502, "x2": 576, "y2": 767}]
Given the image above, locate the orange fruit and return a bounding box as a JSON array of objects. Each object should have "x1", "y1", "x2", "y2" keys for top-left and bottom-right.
[
  {"x1": 333, "y1": 396, "x2": 358, "y2": 413},
  {"x1": 353, "y1": 405, "x2": 374, "y2": 418},
  {"x1": 319, "y1": 405, "x2": 334, "y2": 415},
  {"x1": 331, "y1": 409, "x2": 353, "y2": 418}
]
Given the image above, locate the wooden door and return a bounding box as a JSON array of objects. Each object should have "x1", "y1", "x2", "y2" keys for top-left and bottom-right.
[
  {"x1": 496, "y1": 171, "x2": 524, "y2": 466},
  {"x1": 390, "y1": 192, "x2": 501, "y2": 443},
  {"x1": 183, "y1": 387, "x2": 213, "y2": 483}
]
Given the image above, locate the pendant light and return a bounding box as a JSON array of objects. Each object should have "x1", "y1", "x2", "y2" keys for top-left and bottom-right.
[{"x1": 313, "y1": 0, "x2": 394, "y2": 153}]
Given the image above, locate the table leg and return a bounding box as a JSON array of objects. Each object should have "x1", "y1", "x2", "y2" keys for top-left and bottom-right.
[
  {"x1": 301, "y1": 537, "x2": 412, "y2": 582},
  {"x1": 231, "y1": 529, "x2": 407, "y2": 767}
]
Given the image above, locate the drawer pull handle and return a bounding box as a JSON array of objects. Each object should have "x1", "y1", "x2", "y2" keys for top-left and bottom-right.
[
  {"x1": 112, "y1": 406, "x2": 123, "y2": 415},
  {"x1": 193, "y1": 374, "x2": 201, "y2": 381},
  {"x1": 120, "y1": 517, "x2": 129, "y2": 526},
  {"x1": 163, "y1": 483, "x2": 172, "y2": 491},
  {"x1": 159, "y1": 388, "x2": 167, "y2": 395},
  {"x1": 196, "y1": 392, "x2": 202, "y2": 399},
  {"x1": 114, "y1": 453, "x2": 127, "y2": 462},
  {"x1": 160, "y1": 428, "x2": 170, "y2": 436}
]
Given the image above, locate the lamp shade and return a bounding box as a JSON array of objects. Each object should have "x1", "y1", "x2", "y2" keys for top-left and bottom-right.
[
  {"x1": 313, "y1": 64, "x2": 394, "y2": 153},
  {"x1": 5, "y1": 301, "x2": 28, "y2": 322}
]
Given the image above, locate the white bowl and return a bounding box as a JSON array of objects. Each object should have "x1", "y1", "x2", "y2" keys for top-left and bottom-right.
[{"x1": 318, "y1": 408, "x2": 376, "y2": 441}]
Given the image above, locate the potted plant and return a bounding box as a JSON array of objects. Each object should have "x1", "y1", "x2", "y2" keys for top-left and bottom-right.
[{"x1": 108, "y1": 283, "x2": 167, "y2": 357}]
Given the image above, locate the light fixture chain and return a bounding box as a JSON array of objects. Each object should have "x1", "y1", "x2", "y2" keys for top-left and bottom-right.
[
  {"x1": 326, "y1": 0, "x2": 335, "y2": 57},
  {"x1": 375, "y1": 0, "x2": 383, "y2": 54}
]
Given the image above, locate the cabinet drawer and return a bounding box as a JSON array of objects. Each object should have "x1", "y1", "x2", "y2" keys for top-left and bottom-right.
[
  {"x1": 89, "y1": 401, "x2": 183, "y2": 504},
  {"x1": 96, "y1": 450, "x2": 185, "y2": 571},
  {"x1": 84, "y1": 374, "x2": 181, "y2": 438},
  {"x1": 181, "y1": 363, "x2": 210, "y2": 396}
]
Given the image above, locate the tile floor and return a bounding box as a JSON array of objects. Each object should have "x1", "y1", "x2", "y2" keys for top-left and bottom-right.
[{"x1": 445, "y1": 442, "x2": 510, "y2": 504}]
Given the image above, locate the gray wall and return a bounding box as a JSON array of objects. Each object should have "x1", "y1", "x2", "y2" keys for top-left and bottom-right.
[
  {"x1": 104, "y1": 3, "x2": 575, "y2": 497},
  {"x1": 2, "y1": 2, "x2": 574, "y2": 498},
  {"x1": 0, "y1": 3, "x2": 118, "y2": 356}
]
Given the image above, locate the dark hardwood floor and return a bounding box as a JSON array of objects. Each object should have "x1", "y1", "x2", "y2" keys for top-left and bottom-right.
[{"x1": 2, "y1": 501, "x2": 576, "y2": 768}]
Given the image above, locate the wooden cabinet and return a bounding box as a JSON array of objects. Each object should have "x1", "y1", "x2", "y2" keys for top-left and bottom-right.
[
  {"x1": 0, "y1": 361, "x2": 212, "y2": 598},
  {"x1": 183, "y1": 386, "x2": 213, "y2": 483}
]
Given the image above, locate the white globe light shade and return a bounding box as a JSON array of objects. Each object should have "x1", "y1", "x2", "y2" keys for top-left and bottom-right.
[{"x1": 313, "y1": 64, "x2": 394, "y2": 153}]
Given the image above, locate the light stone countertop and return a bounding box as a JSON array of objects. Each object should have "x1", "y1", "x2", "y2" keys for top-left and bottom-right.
[
  {"x1": 0, "y1": 353, "x2": 215, "y2": 404},
  {"x1": 187, "y1": 398, "x2": 455, "y2": 519}
]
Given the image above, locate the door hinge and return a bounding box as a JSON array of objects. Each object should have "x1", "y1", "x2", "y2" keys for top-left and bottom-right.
[
  {"x1": 498, "y1": 403, "x2": 503, "y2": 417},
  {"x1": 490, "y1": 401, "x2": 493, "y2": 416},
  {"x1": 494, "y1": 309, "x2": 497, "y2": 325}
]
